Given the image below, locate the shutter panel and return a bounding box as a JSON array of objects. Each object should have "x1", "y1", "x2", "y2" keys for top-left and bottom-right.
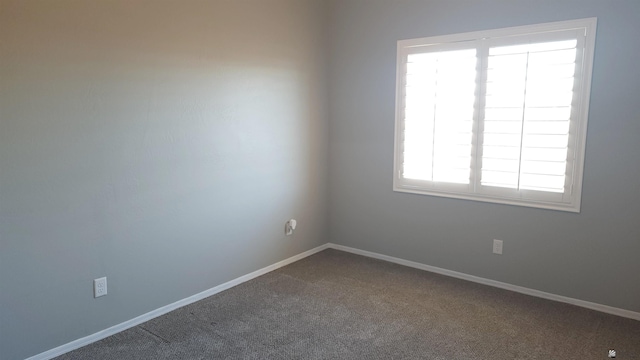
[
  {"x1": 402, "y1": 48, "x2": 477, "y2": 185},
  {"x1": 480, "y1": 39, "x2": 578, "y2": 194}
]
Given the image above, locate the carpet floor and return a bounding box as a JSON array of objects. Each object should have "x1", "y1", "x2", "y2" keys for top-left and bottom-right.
[{"x1": 55, "y1": 249, "x2": 640, "y2": 359}]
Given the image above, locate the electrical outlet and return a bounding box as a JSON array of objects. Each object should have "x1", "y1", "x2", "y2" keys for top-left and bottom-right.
[
  {"x1": 94, "y1": 277, "x2": 107, "y2": 298},
  {"x1": 285, "y1": 219, "x2": 297, "y2": 236},
  {"x1": 493, "y1": 239, "x2": 503, "y2": 255}
]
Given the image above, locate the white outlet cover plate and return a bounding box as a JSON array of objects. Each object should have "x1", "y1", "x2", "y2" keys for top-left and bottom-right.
[
  {"x1": 94, "y1": 277, "x2": 107, "y2": 298},
  {"x1": 493, "y1": 239, "x2": 503, "y2": 255}
]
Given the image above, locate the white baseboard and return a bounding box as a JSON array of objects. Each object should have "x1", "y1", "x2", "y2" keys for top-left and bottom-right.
[
  {"x1": 25, "y1": 241, "x2": 639, "y2": 360},
  {"x1": 26, "y1": 243, "x2": 330, "y2": 360},
  {"x1": 326, "y1": 243, "x2": 640, "y2": 322}
]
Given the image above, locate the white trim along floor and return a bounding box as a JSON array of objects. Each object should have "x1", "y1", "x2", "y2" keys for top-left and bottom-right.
[{"x1": 27, "y1": 243, "x2": 640, "y2": 360}]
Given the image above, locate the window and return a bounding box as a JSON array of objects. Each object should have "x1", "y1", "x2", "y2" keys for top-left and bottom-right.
[{"x1": 393, "y1": 18, "x2": 597, "y2": 212}]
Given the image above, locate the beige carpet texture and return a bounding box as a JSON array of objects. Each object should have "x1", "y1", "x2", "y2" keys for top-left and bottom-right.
[{"x1": 55, "y1": 249, "x2": 640, "y2": 359}]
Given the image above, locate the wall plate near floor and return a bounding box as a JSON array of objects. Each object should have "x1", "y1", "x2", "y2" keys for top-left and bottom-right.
[
  {"x1": 94, "y1": 277, "x2": 107, "y2": 298},
  {"x1": 493, "y1": 239, "x2": 503, "y2": 255},
  {"x1": 285, "y1": 219, "x2": 297, "y2": 236}
]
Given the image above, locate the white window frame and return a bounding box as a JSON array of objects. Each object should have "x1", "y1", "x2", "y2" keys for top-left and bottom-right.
[{"x1": 393, "y1": 18, "x2": 597, "y2": 212}]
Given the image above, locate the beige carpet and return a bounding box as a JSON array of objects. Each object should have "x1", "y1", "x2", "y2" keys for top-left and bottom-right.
[{"x1": 55, "y1": 249, "x2": 640, "y2": 359}]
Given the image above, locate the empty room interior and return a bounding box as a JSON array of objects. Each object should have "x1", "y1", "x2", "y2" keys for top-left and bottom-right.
[{"x1": 1, "y1": 0, "x2": 639, "y2": 359}]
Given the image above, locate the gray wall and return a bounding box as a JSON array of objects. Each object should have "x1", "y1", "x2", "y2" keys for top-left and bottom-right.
[
  {"x1": 328, "y1": 0, "x2": 640, "y2": 314},
  {"x1": 0, "y1": 1, "x2": 328, "y2": 359},
  {"x1": 2, "y1": 0, "x2": 640, "y2": 358}
]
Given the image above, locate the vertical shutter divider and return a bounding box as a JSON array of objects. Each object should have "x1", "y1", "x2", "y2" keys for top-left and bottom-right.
[
  {"x1": 473, "y1": 40, "x2": 489, "y2": 193},
  {"x1": 517, "y1": 46, "x2": 532, "y2": 191}
]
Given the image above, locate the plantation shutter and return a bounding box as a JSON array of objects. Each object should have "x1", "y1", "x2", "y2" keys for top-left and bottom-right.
[
  {"x1": 478, "y1": 29, "x2": 586, "y2": 202},
  {"x1": 401, "y1": 45, "x2": 477, "y2": 189},
  {"x1": 394, "y1": 18, "x2": 596, "y2": 212}
]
